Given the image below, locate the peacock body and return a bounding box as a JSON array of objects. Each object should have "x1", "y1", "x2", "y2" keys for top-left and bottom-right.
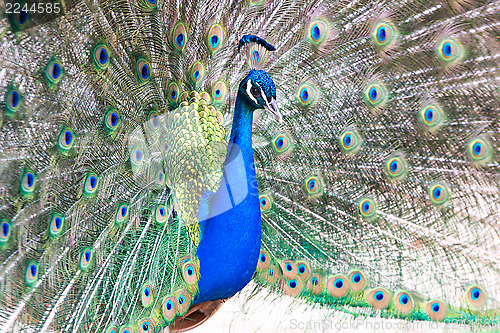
[{"x1": 0, "y1": 0, "x2": 499, "y2": 331}]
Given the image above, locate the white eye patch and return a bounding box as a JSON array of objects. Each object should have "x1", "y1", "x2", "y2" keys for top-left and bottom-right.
[{"x1": 246, "y1": 80, "x2": 260, "y2": 105}]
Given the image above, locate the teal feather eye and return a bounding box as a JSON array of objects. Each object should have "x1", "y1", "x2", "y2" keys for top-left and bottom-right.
[
  {"x1": 49, "y1": 213, "x2": 64, "y2": 238},
  {"x1": 104, "y1": 109, "x2": 121, "y2": 132},
  {"x1": 175, "y1": 290, "x2": 192, "y2": 315},
  {"x1": 419, "y1": 104, "x2": 443, "y2": 130},
  {"x1": 250, "y1": 0, "x2": 265, "y2": 5},
  {"x1": 190, "y1": 61, "x2": 205, "y2": 84},
  {"x1": 212, "y1": 81, "x2": 227, "y2": 103},
  {"x1": 0, "y1": 219, "x2": 11, "y2": 245},
  {"x1": 84, "y1": 172, "x2": 99, "y2": 196},
  {"x1": 426, "y1": 300, "x2": 447, "y2": 321},
  {"x1": 467, "y1": 138, "x2": 490, "y2": 163},
  {"x1": 143, "y1": 0, "x2": 157, "y2": 9},
  {"x1": 273, "y1": 133, "x2": 292, "y2": 154},
  {"x1": 148, "y1": 111, "x2": 160, "y2": 131},
  {"x1": 25, "y1": 261, "x2": 38, "y2": 285},
  {"x1": 259, "y1": 194, "x2": 272, "y2": 212},
  {"x1": 339, "y1": 128, "x2": 361, "y2": 153},
  {"x1": 306, "y1": 273, "x2": 324, "y2": 294},
  {"x1": 45, "y1": 58, "x2": 64, "y2": 85},
  {"x1": 115, "y1": 203, "x2": 129, "y2": 225},
  {"x1": 162, "y1": 296, "x2": 176, "y2": 321},
  {"x1": 9, "y1": 5, "x2": 30, "y2": 31},
  {"x1": 348, "y1": 270, "x2": 367, "y2": 292},
  {"x1": 141, "y1": 283, "x2": 154, "y2": 307},
  {"x1": 327, "y1": 275, "x2": 350, "y2": 298},
  {"x1": 92, "y1": 44, "x2": 110, "y2": 70},
  {"x1": 359, "y1": 198, "x2": 376, "y2": 219},
  {"x1": 283, "y1": 278, "x2": 303, "y2": 297},
  {"x1": 5, "y1": 87, "x2": 22, "y2": 114},
  {"x1": 372, "y1": 22, "x2": 397, "y2": 48},
  {"x1": 167, "y1": 82, "x2": 179, "y2": 103},
  {"x1": 136, "y1": 59, "x2": 151, "y2": 84},
  {"x1": 296, "y1": 82, "x2": 317, "y2": 106},
  {"x1": 182, "y1": 261, "x2": 198, "y2": 285},
  {"x1": 308, "y1": 19, "x2": 328, "y2": 45},
  {"x1": 20, "y1": 169, "x2": 36, "y2": 197},
  {"x1": 257, "y1": 250, "x2": 270, "y2": 270},
  {"x1": 130, "y1": 147, "x2": 144, "y2": 168},
  {"x1": 429, "y1": 183, "x2": 449, "y2": 205},
  {"x1": 368, "y1": 287, "x2": 390, "y2": 309},
  {"x1": 386, "y1": 155, "x2": 407, "y2": 180},
  {"x1": 206, "y1": 24, "x2": 224, "y2": 53},
  {"x1": 394, "y1": 291, "x2": 414, "y2": 315},
  {"x1": 437, "y1": 38, "x2": 462, "y2": 63},
  {"x1": 80, "y1": 248, "x2": 93, "y2": 271},
  {"x1": 172, "y1": 22, "x2": 188, "y2": 51},
  {"x1": 365, "y1": 83, "x2": 386, "y2": 107},
  {"x1": 155, "y1": 204, "x2": 167, "y2": 224},
  {"x1": 156, "y1": 170, "x2": 165, "y2": 187},
  {"x1": 296, "y1": 261, "x2": 311, "y2": 280},
  {"x1": 138, "y1": 318, "x2": 155, "y2": 333},
  {"x1": 304, "y1": 176, "x2": 322, "y2": 196},
  {"x1": 58, "y1": 127, "x2": 75, "y2": 152},
  {"x1": 466, "y1": 285, "x2": 486, "y2": 308}
]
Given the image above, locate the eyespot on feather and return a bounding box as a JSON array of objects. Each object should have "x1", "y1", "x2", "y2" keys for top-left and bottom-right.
[
  {"x1": 49, "y1": 213, "x2": 64, "y2": 238},
  {"x1": 162, "y1": 295, "x2": 177, "y2": 322},
  {"x1": 281, "y1": 278, "x2": 304, "y2": 297},
  {"x1": 465, "y1": 285, "x2": 486, "y2": 309},
  {"x1": 45, "y1": 58, "x2": 64, "y2": 85},
  {"x1": 308, "y1": 18, "x2": 329, "y2": 45},
  {"x1": 141, "y1": 283, "x2": 154, "y2": 308},
  {"x1": 372, "y1": 21, "x2": 397, "y2": 49},
  {"x1": 136, "y1": 59, "x2": 151, "y2": 84},
  {"x1": 359, "y1": 197, "x2": 376, "y2": 219},
  {"x1": 348, "y1": 270, "x2": 367, "y2": 292},
  {"x1": 262, "y1": 264, "x2": 280, "y2": 285},
  {"x1": 426, "y1": 300, "x2": 447, "y2": 321},
  {"x1": 5, "y1": 86, "x2": 22, "y2": 114},
  {"x1": 327, "y1": 275, "x2": 350, "y2": 298},
  {"x1": 20, "y1": 169, "x2": 36, "y2": 197},
  {"x1": 296, "y1": 82, "x2": 317, "y2": 107},
  {"x1": 272, "y1": 133, "x2": 293, "y2": 155},
  {"x1": 257, "y1": 250, "x2": 271, "y2": 270},
  {"x1": 105, "y1": 326, "x2": 118, "y2": 333},
  {"x1": 306, "y1": 273, "x2": 325, "y2": 295},
  {"x1": 385, "y1": 154, "x2": 407, "y2": 180},
  {"x1": 155, "y1": 204, "x2": 168, "y2": 224},
  {"x1": 259, "y1": 193, "x2": 273, "y2": 212},
  {"x1": 174, "y1": 289, "x2": 192, "y2": 315},
  {"x1": 0, "y1": 219, "x2": 11, "y2": 245},
  {"x1": 206, "y1": 24, "x2": 224, "y2": 53},
  {"x1": 394, "y1": 291, "x2": 414, "y2": 315},
  {"x1": 172, "y1": 22, "x2": 188, "y2": 51},
  {"x1": 296, "y1": 261, "x2": 311, "y2": 281},
  {"x1": 167, "y1": 82, "x2": 180, "y2": 103},
  {"x1": 84, "y1": 172, "x2": 99, "y2": 196},
  {"x1": 467, "y1": 137, "x2": 491, "y2": 164},
  {"x1": 92, "y1": 44, "x2": 110, "y2": 70},
  {"x1": 212, "y1": 80, "x2": 227, "y2": 103},
  {"x1": 428, "y1": 183, "x2": 449, "y2": 206},
  {"x1": 437, "y1": 38, "x2": 462, "y2": 64},
  {"x1": 80, "y1": 248, "x2": 93, "y2": 271},
  {"x1": 419, "y1": 104, "x2": 444, "y2": 131},
  {"x1": 138, "y1": 318, "x2": 155, "y2": 333},
  {"x1": 280, "y1": 259, "x2": 297, "y2": 280},
  {"x1": 303, "y1": 175, "x2": 323, "y2": 197},
  {"x1": 25, "y1": 261, "x2": 38, "y2": 285},
  {"x1": 190, "y1": 61, "x2": 205, "y2": 85},
  {"x1": 339, "y1": 127, "x2": 362, "y2": 154},
  {"x1": 367, "y1": 287, "x2": 391, "y2": 310},
  {"x1": 365, "y1": 82, "x2": 387, "y2": 108},
  {"x1": 181, "y1": 261, "x2": 199, "y2": 285},
  {"x1": 58, "y1": 127, "x2": 75, "y2": 152}
]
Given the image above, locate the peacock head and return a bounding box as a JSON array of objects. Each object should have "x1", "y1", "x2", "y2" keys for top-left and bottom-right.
[{"x1": 239, "y1": 69, "x2": 281, "y2": 122}]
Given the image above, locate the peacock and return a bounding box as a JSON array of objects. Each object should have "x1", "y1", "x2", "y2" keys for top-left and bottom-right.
[{"x1": 0, "y1": 0, "x2": 498, "y2": 331}]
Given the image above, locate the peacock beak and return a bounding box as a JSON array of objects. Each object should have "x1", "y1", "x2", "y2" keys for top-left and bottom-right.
[{"x1": 264, "y1": 98, "x2": 282, "y2": 123}]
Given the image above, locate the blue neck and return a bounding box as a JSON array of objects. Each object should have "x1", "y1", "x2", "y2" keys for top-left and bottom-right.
[{"x1": 194, "y1": 93, "x2": 262, "y2": 303}]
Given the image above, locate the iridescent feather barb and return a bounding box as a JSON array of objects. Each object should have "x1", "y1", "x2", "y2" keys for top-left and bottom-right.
[{"x1": 0, "y1": 0, "x2": 499, "y2": 331}]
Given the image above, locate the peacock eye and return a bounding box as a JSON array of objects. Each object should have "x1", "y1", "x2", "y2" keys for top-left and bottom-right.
[{"x1": 250, "y1": 85, "x2": 261, "y2": 98}]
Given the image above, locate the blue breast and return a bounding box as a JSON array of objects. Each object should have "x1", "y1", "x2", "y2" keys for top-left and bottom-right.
[{"x1": 194, "y1": 143, "x2": 262, "y2": 303}]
